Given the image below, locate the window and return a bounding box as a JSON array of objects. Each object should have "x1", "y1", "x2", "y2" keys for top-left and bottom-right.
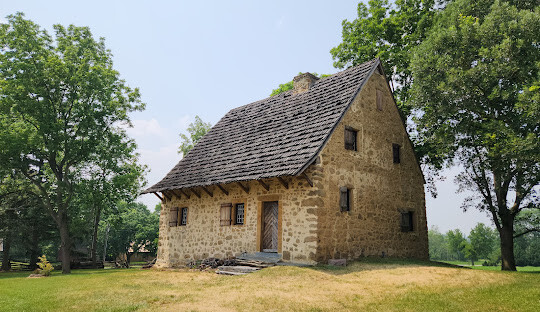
[
  {"x1": 339, "y1": 187, "x2": 350, "y2": 212},
  {"x1": 401, "y1": 211, "x2": 414, "y2": 232},
  {"x1": 344, "y1": 127, "x2": 357, "y2": 151},
  {"x1": 220, "y1": 203, "x2": 232, "y2": 226},
  {"x1": 392, "y1": 143, "x2": 401, "y2": 164},
  {"x1": 169, "y1": 207, "x2": 179, "y2": 227},
  {"x1": 180, "y1": 207, "x2": 188, "y2": 226},
  {"x1": 376, "y1": 89, "x2": 384, "y2": 111},
  {"x1": 235, "y1": 203, "x2": 245, "y2": 225}
]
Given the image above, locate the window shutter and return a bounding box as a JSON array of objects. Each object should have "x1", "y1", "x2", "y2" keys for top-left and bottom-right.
[
  {"x1": 401, "y1": 211, "x2": 413, "y2": 232},
  {"x1": 393, "y1": 144, "x2": 401, "y2": 164},
  {"x1": 339, "y1": 187, "x2": 349, "y2": 212},
  {"x1": 344, "y1": 128, "x2": 357, "y2": 151},
  {"x1": 169, "y1": 207, "x2": 179, "y2": 227},
  {"x1": 376, "y1": 89, "x2": 383, "y2": 111},
  {"x1": 220, "y1": 203, "x2": 232, "y2": 226}
]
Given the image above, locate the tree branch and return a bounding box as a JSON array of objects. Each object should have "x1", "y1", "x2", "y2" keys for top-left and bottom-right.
[{"x1": 514, "y1": 228, "x2": 540, "y2": 239}]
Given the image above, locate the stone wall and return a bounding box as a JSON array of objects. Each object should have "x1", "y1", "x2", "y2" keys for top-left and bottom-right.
[
  {"x1": 155, "y1": 71, "x2": 428, "y2": 268},
  {"x1": 155, "y1": 166, "x2": 322, "y2": 267},
  {"x1": 314, "y1": 72, "x2": 429, "y2": 261}
]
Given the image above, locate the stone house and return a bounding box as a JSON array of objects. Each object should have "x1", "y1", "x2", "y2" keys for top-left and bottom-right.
[{"x1": 143, "y1": 59, "x2": 428, "y2": 266}]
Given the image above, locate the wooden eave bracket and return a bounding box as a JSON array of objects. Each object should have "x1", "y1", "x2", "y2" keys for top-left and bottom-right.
[
  {"x1": 277, "y1": 176, "x2": 289, "y2": 189},
  {"x1": 190, "y1": 188, "x2": 201, "y2": 198},
  {"x1": 171, "y1": 189, "x2": 182, "y2": 199},
  {"x1": 153, "y1": 192, "x2": 164, "y2": 201},
  {"x1": 258, "y1": 179, "x2": 269, "y2": 191},
  {"x1": 237, "y1": 182, "x2": 250, "y2": 194},
  {"x1": 179, "y1": 189, "x2": 190, "y2": 199},
  {"x1": 202, "y1": 186, "x2": 213, "y2": 197},
  {"x1": 161, "y1": 192, "x2": 171, "y2": 201},
  {"x1": 302, "y1": 172, "x2": 313, "y2": 187},
  {"x1": 217, "y1": 184, "x2": 229, "y2": 195}
]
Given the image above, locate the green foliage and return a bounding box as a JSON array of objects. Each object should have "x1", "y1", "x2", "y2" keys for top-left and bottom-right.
[
  {"x1": 411, "y1": 0, "x2": 540, "y2": 270},
  {"x1": 269, "y1": 73, "x2": 330, "y2": 96},
  {"x1": 0, "y1": 13, "x2": 145, "y2": 273},
  {"x1": 446, "y1": 229, "x2": 467, "y2": 261},
  {"x1": 469, "y1": 223, "x2": 498, "y2": 260},
  {"x1": 178, "y1": 116, "x2": 212, "y2": 156},
  {"x1": 428, "y1": 226, "x2": 449, "y2": 260},
  {"x1": 330, "y1": 0, "x2": 448, "y2": 116},
  {"x1": 101, "y1": 202, "x2": 159, "y2": 264},
  {"x1": 36, "y1": 255, "x2": 54, "y2": 276}
]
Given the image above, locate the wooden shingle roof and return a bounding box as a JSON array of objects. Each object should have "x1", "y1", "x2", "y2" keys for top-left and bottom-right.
[{"x1": 143, "y1": 59, "x2": 381, "y2": 194}]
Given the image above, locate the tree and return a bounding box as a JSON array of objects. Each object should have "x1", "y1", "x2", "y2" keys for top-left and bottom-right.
[
  {"x1": 410, "y1": 0, "x2": 540, "y2": 270},
  {"x1": 469, "y1": 223, "x2": 497, "y2": 261},
  {"x1": 330, "y1": 0, "x2": 448, "y2": 116},
  {"x1": 514, "y1": 209, "x2": 540, "y2": 266},
  {"x1": 428, "y1": 226, "x2": 449, "y2": 260},
  {"x1": 178, "y1": 116, "x2": 212, "y2": 156},
  {"x1": 270, "y1": 73, "x2": 330, "y2": 96},
  {"x1": 101, "y1": 202, "x2": 159, "y2": 266},
  {"x1": 461, "y1": 240, "x2": 478, "y2": 266},
  {"x1": 446, "y1": 229, "x2": 467, "y2": 261},
  {"x1": 0, "y1": 13, "x2": 144, "y2": 273}
]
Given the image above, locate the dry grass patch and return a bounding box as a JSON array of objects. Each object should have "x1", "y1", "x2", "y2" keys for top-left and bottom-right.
[{"x1": 0, "y1": 260, "x2": 538, "y2": 312}]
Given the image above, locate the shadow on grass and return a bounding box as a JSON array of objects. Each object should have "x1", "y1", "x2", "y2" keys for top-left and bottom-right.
[
  {"x1": 0, "y1": 267, "x2": 141, "y2": 280},
  {"x1": 309, "y1": 258, "x2": 471, "y2": 276}
]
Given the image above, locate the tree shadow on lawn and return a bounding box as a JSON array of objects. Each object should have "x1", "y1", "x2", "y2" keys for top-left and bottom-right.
[
  {"x1": 310, "y1": 258, "x2": 469, "y2": 276},
  {"x1": 0, "y1": 268, "x2": 138, "y2": 280}
]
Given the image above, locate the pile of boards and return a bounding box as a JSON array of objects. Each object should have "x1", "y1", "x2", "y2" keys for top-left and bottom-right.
[{"x1": 216, "y1": 258, "x2": 275, "y2": 276}]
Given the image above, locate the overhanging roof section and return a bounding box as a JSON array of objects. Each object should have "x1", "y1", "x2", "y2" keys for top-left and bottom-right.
[{"x1": 143, "y1": 59, "x2": 380, "y2": 194}]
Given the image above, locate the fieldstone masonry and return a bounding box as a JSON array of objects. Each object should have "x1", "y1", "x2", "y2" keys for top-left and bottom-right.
[{"x1": 155, "y1": 71, "x2": 428, "y2": 267}]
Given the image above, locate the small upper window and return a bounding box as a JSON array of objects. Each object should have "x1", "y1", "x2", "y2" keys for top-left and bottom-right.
[
  {"x1": 376, "y1": 89, "x2": 384, "y2": 111},
  {"x1": 344, "y1": 127, "x2": 357, "y2": 151},
  {"x1": 393, "y1": 144, "x2": 401, "y2": 164},
  {"x1": 339, "y1": 187, "x2": 350, "y2": 212},
  {"x1": 235, "y1": 203, "x2": 245, "y2": 225},
  {"x1": 180, "y1": 207, "x2": 188, "y2": 226},
  {"x1": 220, "y1": 203, "x2": 232, "y2": 226},
  {"x1": 169, "y1": 207, "x2": 179, "y2": 227},
  {"x1": 401, "y1": 211, "x2": 414, "y2": 232}
]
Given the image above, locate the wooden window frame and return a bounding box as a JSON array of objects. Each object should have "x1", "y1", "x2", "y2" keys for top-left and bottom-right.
[
  {"x1": 179, "y1": 207, "x2": 188, "y2": 226},
  {"x1": 339, "y1": 187, "x2": 351, "y2": 212},
  {"x1": 169, "y1": 207, "x2": 179, "y2": 227},
  {"x1": 344, "y1": 126, "x2": 358, "y2": 151},
  {"x1": 400, "y1": 211, "x2": 414, "y2": 232},
  {"x1": 234, "y1": 203, "x2": 245, "y2": 225},
  {"x1": 392, "y1": 143, "x2": 401, "y2": 164}
]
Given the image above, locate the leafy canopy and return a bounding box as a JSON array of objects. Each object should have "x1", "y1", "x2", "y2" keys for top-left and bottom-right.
[
  {"x1": 411, "y1": 0, "x2": 539, "y2": 270},
  {"x1": 178, "y1": 116, "x2": 212, "y2": 156},
  {"x1": 330, "y1": 0, "x2": 448, "y2": 116}
]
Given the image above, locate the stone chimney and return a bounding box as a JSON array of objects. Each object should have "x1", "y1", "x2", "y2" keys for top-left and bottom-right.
[{"x1": 293, "y1": 72, "x2": 319, "y2": 94}]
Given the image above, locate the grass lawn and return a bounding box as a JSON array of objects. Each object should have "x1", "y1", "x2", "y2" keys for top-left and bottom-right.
[
  {"x1": 1, "y1": 259, "x2": 539, "y2": 312},
  {"x1": 441, "y1": 260, "x2": 540, "y2": 272}
]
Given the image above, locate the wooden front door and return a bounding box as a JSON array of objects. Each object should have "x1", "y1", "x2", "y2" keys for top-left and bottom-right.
[{"x1": 262, "y1": 201, "x2": 279, "y2": 252}]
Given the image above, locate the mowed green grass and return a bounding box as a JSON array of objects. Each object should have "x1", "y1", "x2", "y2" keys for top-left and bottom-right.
[
  {"x1": 441, "y1": 260, "x2": 540, "y2": 272},
  {"x1": 1, "y1": 259, "x2": 539, "y2": 312}
]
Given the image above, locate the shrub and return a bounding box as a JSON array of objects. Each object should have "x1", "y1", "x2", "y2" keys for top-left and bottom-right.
[{"x1": 37, "y1": 255, "x2": 54, "y2": 276}]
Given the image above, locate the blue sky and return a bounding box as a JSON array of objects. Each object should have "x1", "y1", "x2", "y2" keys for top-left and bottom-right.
[{"x1": 1, "y1": 0, "x2": 492, "y2": 234}]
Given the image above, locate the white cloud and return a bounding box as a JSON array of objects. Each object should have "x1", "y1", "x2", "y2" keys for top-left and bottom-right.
[{"x1": 127, "y1": 118, "x2": 168, "y2": 138}]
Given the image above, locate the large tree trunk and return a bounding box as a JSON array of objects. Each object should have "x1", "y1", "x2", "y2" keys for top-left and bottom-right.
[
  {"x1": 1, "y1": 233, "x2": 11, "y2": 271},
  {"x1": 57, "y1": 213, "x2": 72, "y2": 274},
  {"x1": 499, "y1": 216, "x2": 516, "y2": 271},
  {"x1": 90, "y1": 206, "x2": 102, "y2": 269},
  {"x1": 29, "y1": 226, "x2": 40, "y2": 270}
]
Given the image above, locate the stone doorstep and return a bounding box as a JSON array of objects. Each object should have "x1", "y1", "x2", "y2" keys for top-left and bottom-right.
[
  {"x1": 216, "y1": 270, "x2": 248, "y2": 276},
  {"x1": 236, "y1": 252, "x2": 282, "y2": 264},
  {"x1": 217, "y1": 265, "x2": 261, "y2": 274}
]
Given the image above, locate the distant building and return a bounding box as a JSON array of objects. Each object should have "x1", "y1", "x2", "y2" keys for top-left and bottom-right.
[{"x1": 144, "y1": 59, "x2": 428, "y2": 266}]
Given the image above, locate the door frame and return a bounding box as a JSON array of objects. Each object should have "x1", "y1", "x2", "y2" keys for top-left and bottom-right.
[{"x1": 256, "y1": 195, "x2": 282, "y2": 253}]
